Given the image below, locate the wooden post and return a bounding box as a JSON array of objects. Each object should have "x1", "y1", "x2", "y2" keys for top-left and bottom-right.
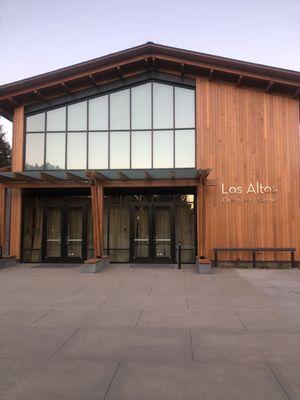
[
  {"x1": 12, "y1": 106, "x2": 24, "y2": 172},
  {"x1": 0, "y1": 185, "x2": 6, "y2": 252},
  {"x1": 10, "y1": 188, "x2": 22, "y2": 259},
  {"x1": 9, "y1": 106, "x2": 24, "y2": 259},
  {"x1": 91, "y1": 183, "x2": 103, "y2": 258}
]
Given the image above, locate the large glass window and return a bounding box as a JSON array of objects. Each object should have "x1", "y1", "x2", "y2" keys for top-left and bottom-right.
[
  {"x1": 46, "y1": 132, "x2": 65, "y2": 169},
  {"x1": 25, "y1": 81, "x2": 195, "y2": 170},
  {"x1": 67, "y1": 132, "x2": 87, "y2": 169},
  {"x1": 110, "y1": 132, "x2": 130, "y2": 169},
  {"x1": 25, "y1": 133, "x2": 45, "y2": 169}
]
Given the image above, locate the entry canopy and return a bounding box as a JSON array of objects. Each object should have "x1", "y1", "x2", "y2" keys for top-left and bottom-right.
[{"x1": 0, "y1": 168, "x2": 211, "y2": 184}]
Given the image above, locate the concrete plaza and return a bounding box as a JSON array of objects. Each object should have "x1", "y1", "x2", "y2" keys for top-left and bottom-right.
[{"x1": 0, "y1": 263, "x2": 300, "y2": 399}]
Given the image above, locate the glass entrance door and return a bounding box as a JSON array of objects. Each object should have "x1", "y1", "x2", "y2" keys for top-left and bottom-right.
[
  {"x1": 130, "y1": 203, "x2": 174, "y2": 263},
  {"x1": 44, "y1": 206, "x2": 84, "y2": 262}
]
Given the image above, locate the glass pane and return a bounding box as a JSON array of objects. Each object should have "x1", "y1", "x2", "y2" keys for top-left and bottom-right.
[
  {"x1": 155, "y1": 206, "x2": 171, "y2": 258},
  {"x1": 26, "y1": 113, "x2": 45, "y2": 132},
  {"x1": 67, "y1": 132, "x2": 87, "y2": 169},
  {"x1": 110, "y1": 89, "x2": 130, "y2": 130},
  {"x1": 175, "y1": 87, "x2": 195, "y2": 128},
  {"x1": 67, "y1": 207, "x2": 82, "y2": 258},
  {"x1": 22, "y1": 205, "x2": 43, "y2": 262},
  {"x1": 46, "y1": 132, "x2": 65, "y2": 169},
  {"x1": 153, "y1": 131, "x2": 173, "y2": 168},
  {"x1": 47, "y1": 107, "x2": 66, "y2": 131},
  {"x1": 175, "y1": 130, "x2": 195, "y2": 168},
  {"x1": 109, "y1": 250, "x2": 129, "y2": 262},
  {"x1": 68, "y1": 101, "x2": 87, "y2": 131},
  {"x1": 88, "y1": 132, "x2": 108, "y2": 169},
  {"x1": 131, "y1": 131, "x2": 151, "y2": 169},
  {"x1": 175, "y1": 194, "x2": 195, "y2": 263},
  {"x1": 134, "y1": 206, "x2": 149, "y2": 258},
  {"x1": 110, "y1": 132, "x2": 130, "y2": 168},
  {"x1": 46, "y1": 208, "x2": 61, "y2": 258},
  {"x1": 153, "y1": 83, "x2": 173, "y2": 129},
  {"x1": 109, "y1": 199, "x2": 130, "y2": 249},
  {"x1": 131, "y1": 83, "x2": 151, "y2": 129},
  {"x1": 89, "y1": 96, "x2": 108, "y2": 130},
  {"x1": 25, "y1": 133, "x2": 44, "y2": 170}
]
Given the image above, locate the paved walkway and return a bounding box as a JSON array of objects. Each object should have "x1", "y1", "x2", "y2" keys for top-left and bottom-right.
[{"x1": 0, "y1": 264, "x2": 300, "y2": 399}]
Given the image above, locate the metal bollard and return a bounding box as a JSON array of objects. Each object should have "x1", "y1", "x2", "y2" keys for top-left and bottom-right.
[{"x1": 178, "y1": 241, "x2": 182, "y2": 269}]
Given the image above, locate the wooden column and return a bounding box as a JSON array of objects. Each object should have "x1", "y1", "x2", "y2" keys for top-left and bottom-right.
[
  {"x1": 91, "y1": 183, "x2": 103, "y2": 258},
  {"x1": 197, "y1": 181, "x2": 206, "y2": 258},
  {"x1": 10, "y1": 188, "x2": 22, "y2": 259},
  {"x1": 0, "y1": 185, "x2": 6, "y2": 252},
  {"x1": 9, "y1": 106, "x2": 24, "y2": 259}
]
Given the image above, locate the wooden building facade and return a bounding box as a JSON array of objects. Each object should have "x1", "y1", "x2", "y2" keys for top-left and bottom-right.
[{"x1": 0, "y1": 42, "x2": 299, "y2": 265}]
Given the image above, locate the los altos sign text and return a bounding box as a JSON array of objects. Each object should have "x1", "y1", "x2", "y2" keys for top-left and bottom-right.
[{"x1": 221, "y1": 182, "x2": 278, "y2": 204}]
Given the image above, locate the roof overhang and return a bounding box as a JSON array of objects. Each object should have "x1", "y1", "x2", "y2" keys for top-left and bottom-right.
[
  {"x1": 1, "y1": 42, "x2": 299, "y2": 120},
  {"x1": 0, "y1": 168, "x2": 212, "y2": 188}
]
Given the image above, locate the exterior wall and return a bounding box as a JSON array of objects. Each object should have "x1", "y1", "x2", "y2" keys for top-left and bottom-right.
[{"x1": 196, "y1": 78, "x2": 300, "y2": 260}]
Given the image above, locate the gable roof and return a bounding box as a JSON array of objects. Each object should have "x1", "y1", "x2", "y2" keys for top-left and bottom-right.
[{"x1": 1, "y1": 42, "x2": 299, "y2": 120}]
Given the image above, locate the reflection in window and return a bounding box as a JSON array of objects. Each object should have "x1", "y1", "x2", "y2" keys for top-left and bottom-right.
[
  {"x1": 25, "y1": 81, "x2": 195, "y2": 170},
  {"x1": 68, "y1": 101, "x2": 87, "y2": 131},
  {"x1": 47, "y1": 108, "x2": 66, "y2": 131},
  {"x1": 153, "y1": 83, "x2": 173, "y2": 129},
  {"x1": 67, "y1": 132, "x2": 87, "y2": 169},
  {"x1": 131, "y1": 83, "x2": 151, "y2": 129},
  {"x1": 175, "y1": 130, "x2": 195, "y2": 168},
  {"x1": 110, "y1": 132, "x2": 130, "y2": 169},
  {"x1": 175, "y1": 87, "x2": 195, "y2": 128},
  {"x1": 26, "y1": 113, "x2": 45, "y2": 132},
  {"x1": 153, "y1": 131, "x2": 173, "y2": 168},
  {"x1": 89, "y1": 96, "x2": 108, "y2": 130},
  {"x1": 88, "y1": 132, "x2": 108, "y2": 169},
  {"x1": 25, "y1": 133, "x2": 44, "y2": 169},
  {"x1": 131, "y1": 131, "x2": 152, "y2": 169},
  {"x1": 46, "y1": 132, "x2": 65, "y2": 169},
  {"x1": 110, "y1": 90, "x2": 130, "y2": 130}
]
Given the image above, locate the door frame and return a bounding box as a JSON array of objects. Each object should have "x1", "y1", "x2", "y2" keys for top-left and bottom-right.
[
  {"x1": 42, "y1": 202, "x2": 88, "y2": 263},
  {"x1": 129, "y1": 202, "x2": 175, "y2": 263}
]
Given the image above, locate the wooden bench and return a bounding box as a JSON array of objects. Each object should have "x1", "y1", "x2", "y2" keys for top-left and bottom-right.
[{"x1": 213, "y1": 247, "x2": 296, "y2": 268}]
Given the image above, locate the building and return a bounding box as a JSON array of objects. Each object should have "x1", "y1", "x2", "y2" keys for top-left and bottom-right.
[{"x1": 0, "y1": 42, "x2": 299, "y2": 266}]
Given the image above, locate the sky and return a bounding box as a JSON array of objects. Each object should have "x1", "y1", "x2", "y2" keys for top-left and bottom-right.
[{"x1": 0, "y1": 0, "x2": 299, "y2": 144}]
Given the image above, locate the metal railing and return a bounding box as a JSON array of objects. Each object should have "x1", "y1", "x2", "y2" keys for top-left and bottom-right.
[{"x1": 213, "y1": 247, "x2": 296, "y2": 268}]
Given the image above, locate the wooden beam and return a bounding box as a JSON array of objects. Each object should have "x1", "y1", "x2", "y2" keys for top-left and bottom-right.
[
  {"x1": 181, "y1": 63, "x2": 185, "y2": 77},
  {"x1": 9, "y1": 97, "x2": 18, "y2": 106},
  {"x1": 88, "y1": 74, "x2": 98, "y2": 88},
  {"x1": 116, "y1": 65, "x2": 124, "y2": 79},
  {"x1": 94, "y1": 171, "x2": 110, "y2": 181},
  {"x1": 0, "y1": 175, "x2": 16, "y2": 183},
  {"x1": 118, "y1": 171, "x2": 129, "y2": 180},
  {"x1": 293, "y1": 87, "x2": 300, "y2": 98},
  {"x1": 236, "y1": 74, "x2": 243, "y2": 87},
  {"x1": 40, "y1": 172, "x2": 64, "y2": 182},
  {"x1": 65, "y1": 172, "x2": 87, "y2": 182},
  {"x1": 12, "y1": 106, "x2": 24, "y2": 172},
  {"x1": 144, "y1": 171, "x2": 153, "y2": 181},
  {"x1": 61, "y1": 82, "x2": 71, "y2": 94},
  {"x1": 13, "y1": 173, "x2": 40, "y2": 181},
  {"x1": 209, "y1": 68, "x2": 214, "y2": 81},
  {"x1": 265, "y1": 81, "x2": 274, "y2": 93},
  {"x1": 34, "y1": 89, "x2": 48, "y2": 102}
]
